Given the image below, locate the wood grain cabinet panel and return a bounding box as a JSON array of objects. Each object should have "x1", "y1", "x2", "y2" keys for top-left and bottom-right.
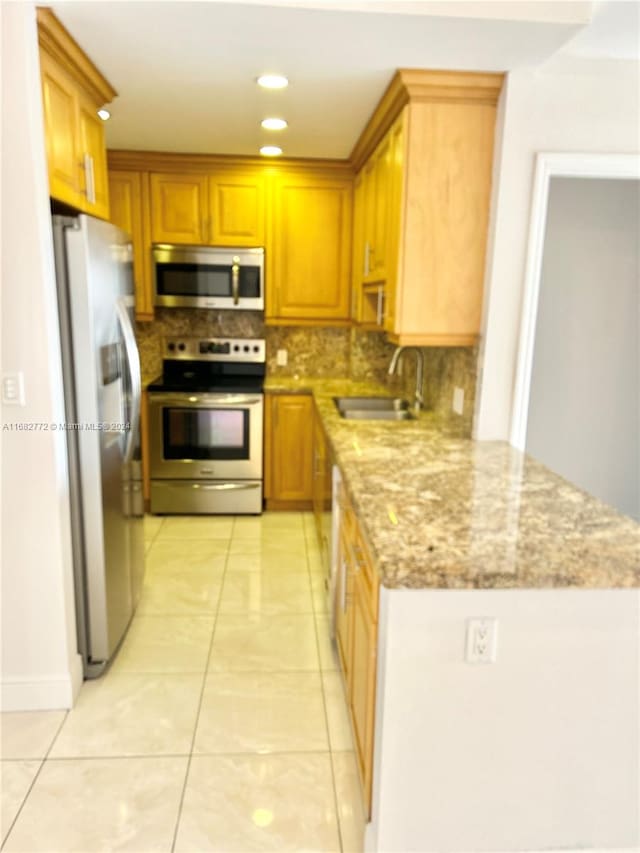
[
  {"x1": 77, "y1": 92, "x2": 110, "y2": 220},
  {"x1": 108, "y1": 170, "x2": 153, "y2": 320},
  {"x1": 38, "y1": 9, "x2": 115, "y2": 218},
  {"x1": 149, "y1": 173, "x2": 208, "y2": 244},
  {"x1": 335, "y1": 487, "x2": 379, "y2": 819},
  {"x1": 209, "y1": 173, "x2": 265, "y2": 246},
  {"x1": 269, "y1": 174, "x2": 352, "y2": 323},
  {"x1": 352, "y1": 70, "x2": 503, "y2": 346},
  {"x1": 40, "y1": 52, "x2": 79, "y2": 208},
  {"x1": 265, "y1": 393, "x2": 313, "y2": 506},
  {"x1": 350, "y1": 567, "x2": 378, "y2": 817}
]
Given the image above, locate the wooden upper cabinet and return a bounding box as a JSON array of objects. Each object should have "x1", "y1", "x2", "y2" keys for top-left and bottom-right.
[
  {"x1": 269, "y1": 172, "x2": 352, "y2": 324},
  {"x1": 351, "y1": 69, "x2": 504, "y2": 346},
  {"x1": 148, "y1": 169, "x2": 264, "y2": 247},
  {"x1": 40, "y1": 51, "x2": 79, "y2": 208},
  {"x1": 209, "y1": 172, "x2": 265, "y2": 246},
  {"x1": 108, "y1": 170, "x2": 153, "y2": 320},
  {"x1": 149, "y1": 173, "x2": 209, "y2": 244},
  {"x1": 37, "y1": 9, "x2": 115, "y2": 219},
  {"x1": 77, "y1": 92, "x2": 110, "y2": 220}
]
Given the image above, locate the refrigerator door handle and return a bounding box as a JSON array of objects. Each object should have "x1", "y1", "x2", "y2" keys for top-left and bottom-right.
[{"x1": 116, "y1": 296, "x2": 141, "y2": 464}]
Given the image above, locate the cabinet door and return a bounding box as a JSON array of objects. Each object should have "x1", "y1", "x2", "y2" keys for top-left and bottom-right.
[
  {"x1": 269, "y1": 394, "x2": 313, "y2": 502},
  {"x1": 383, "y1": 112, "x2": 405, "y2": 334},
  {"x1": 351, "y1": 171, "x2": 365, "y2": 320},
  {"x1": 361, "y1": 159, "x2": 376, "y2": 283},
  {"x1": 149, "y1": 173, "x2": 208, "y2": 244},
  {"x1": 40, "y1": 52, "x2": 80, "y2": 208},
  {"x1": 108, "y1": 171, "x2": 153, "y2": 320},
  {"x1": 270, "y1": 174, "x2": 352, "y2": 322},
  {"x1": 350, "y1": 568, "x2": 377, "y2": 818},
  {"x1": 209, "y1": 172, "x2": 265, "y2": 246},
  {"x1": 371, "y1": 133, "x2": 392, "y2": 280},
  {"x1": 335, "y1": 525, "x2": 354, "y2": 681},
  {"x1": 77, "y1": 92, "x2": 110, "y2": 220}
]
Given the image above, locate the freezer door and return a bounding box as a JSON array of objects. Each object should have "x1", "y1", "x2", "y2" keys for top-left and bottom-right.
[{"x1": 62, "y1": 215, "x2": 142, "y2": 667}]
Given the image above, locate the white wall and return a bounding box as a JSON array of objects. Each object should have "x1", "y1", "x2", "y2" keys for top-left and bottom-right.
[
  {"x1": 475, "y1": 57, "x2": 640, "y2": 441},
  {"x1": 526, "y1": 176, "x2": 639, "y2": 521},
  {"x1": 1, "y1": 3, "x2": 82, "y2": 709},
  {"x1": 369, "y1": 586, "x2": 640, "y2": 852}
]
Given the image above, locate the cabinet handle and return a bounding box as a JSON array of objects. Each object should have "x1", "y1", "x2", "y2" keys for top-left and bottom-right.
[
  {"x1": 364, "y1": 242, "x2": 370, "y2": 277},
  {"x1": 83, "y1": 153, "x2": 96, "y2": 205},
  {"x1": 376, "y1": 286, "x2": 385, "y2": 326}
]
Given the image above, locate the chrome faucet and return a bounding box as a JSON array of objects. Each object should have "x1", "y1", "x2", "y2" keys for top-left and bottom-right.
[{"x1": 388, "y1": 346, "x2": 425, "y2": 412}]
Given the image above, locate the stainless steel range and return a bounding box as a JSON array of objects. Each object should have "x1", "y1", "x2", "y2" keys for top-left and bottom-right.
[{"x1": 148, "y1": 337, "x2": 265, "y2": 514}]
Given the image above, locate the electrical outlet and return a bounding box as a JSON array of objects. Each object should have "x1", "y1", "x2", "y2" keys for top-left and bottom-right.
[
  {"x1": 276, "y1": 349, "x2": 288, "y2": 367},
  {"x1": 465, "y1": 618, "x2": 498, "y2": 664},
  {"x1": 452, "y1": 386, "x2": 464, "y2": 415},
  {"x1": 2, "y1": 372, "x2": 25, "y2": 406}
]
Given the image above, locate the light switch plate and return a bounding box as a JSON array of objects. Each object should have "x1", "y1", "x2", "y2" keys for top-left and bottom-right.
[
  {"x1": 276, "y1": 349, "x2": 288, "y2": 367},
  {"x1": 2, "y1": 372, "x2": 25, "y2": 406}
]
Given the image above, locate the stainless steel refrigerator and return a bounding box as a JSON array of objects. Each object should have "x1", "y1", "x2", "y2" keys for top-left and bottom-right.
[{"x1": 52, "y1": 214, "x2": 144, "y2": 678}]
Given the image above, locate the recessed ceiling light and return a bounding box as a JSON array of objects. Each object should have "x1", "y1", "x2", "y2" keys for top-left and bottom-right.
[
  {"x1": 257, "y1": 74, "x2": 288, "y2": 90},
  {"x1": 260, "y1": 146, "x2": 283, "y2": 157},
  {"x1": 97, "y1": 108, "x2": 111, "y2": 121},
  {"x1": 261, "y1": 118, "x2": 288, "y2": 131}
]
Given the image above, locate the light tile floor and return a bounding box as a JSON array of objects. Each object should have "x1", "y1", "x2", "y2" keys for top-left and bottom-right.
[{"x1": 0, "y1": 512, "x2": 365, "y2": 852}]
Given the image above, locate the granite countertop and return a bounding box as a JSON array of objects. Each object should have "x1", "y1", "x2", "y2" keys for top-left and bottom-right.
[{"x1": 265, "y1": 376, "x2": 640, "y2": 590}]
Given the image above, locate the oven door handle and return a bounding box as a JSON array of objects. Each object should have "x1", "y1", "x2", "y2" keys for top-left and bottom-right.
[
  {"x1": 148, "y1": 394, "x2": 262, "y2": 406},
  {"x1": 190, "y1": 482, "x2": 261, "y2": 491}
]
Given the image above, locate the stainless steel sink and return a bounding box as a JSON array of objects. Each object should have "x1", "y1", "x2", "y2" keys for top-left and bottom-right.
[{"x1": 333, "y1": 396, "x2": 415, "y2": 421}]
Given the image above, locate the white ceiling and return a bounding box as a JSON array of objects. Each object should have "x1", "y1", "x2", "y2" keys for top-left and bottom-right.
[{"x1": 48, "y1": 0, "x2": 637, "y2": 159}]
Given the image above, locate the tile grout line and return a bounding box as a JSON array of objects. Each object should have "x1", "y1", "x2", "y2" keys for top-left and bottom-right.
[
  {"x1": 0, "y1": 710, "x2": 69, "y2": 850},
  {"x1": 169, "y1": 519, "x2": 234, "y2": 853},
  {"x1": 304, "y1": 513, "x2": 346, "y2": 853}
]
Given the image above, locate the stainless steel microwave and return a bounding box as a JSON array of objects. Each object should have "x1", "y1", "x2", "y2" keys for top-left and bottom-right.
[{"x1": 153, "y1": 244, "x2": 264, "y2": 310}]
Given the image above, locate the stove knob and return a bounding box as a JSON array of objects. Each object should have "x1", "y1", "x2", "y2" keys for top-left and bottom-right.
[
  {"x1": 243, "y1": 345, "x2": 249, "y2": 352},
  {"x1": 178, "y1": 342, "x2": 186, "y2": 352},
  {"x1": 233, "y1": 345, "x2": 240, "y2": 352},
  {"x1": 253, "y1": 345, "x2": 260, "y2": 353},
  {"x1": 168, "y1": 342, "x2": 175, "y2": 352}
]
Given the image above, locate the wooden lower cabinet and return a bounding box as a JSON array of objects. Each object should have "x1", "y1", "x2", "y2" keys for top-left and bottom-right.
[
  {"x1": 350, "y1": 567, "x2": 378, "y2": 811},
  {"x1": 336, "y1": 483, "x2": 379, "y2": 818},
  {"x1": 264, "y1": 393, "x2": 313, "y2": 509}
]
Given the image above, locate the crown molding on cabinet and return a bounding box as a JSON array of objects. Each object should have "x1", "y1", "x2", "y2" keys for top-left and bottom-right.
[
  {"x1": 349, "y1": 68, "x2": 504, "y2": 172},
  {"x1": 36, "y1": 8, "x2": 117, "y2": 106},
  {"x1": 107, "y1": 149, "x2": 355, "y2": 178}
]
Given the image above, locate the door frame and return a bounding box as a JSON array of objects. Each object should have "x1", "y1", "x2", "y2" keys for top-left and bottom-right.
[{"x1": 509, "y1": 152, "x2": 640, "y2": 451}]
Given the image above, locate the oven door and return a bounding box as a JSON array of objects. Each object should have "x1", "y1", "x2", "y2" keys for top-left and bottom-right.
[
  {"x1": 149, "y1": 392, "x2": 263, "y2": 480},
  {"x1": 153, "y1": 245, "x2": 264, "y2": 310}
]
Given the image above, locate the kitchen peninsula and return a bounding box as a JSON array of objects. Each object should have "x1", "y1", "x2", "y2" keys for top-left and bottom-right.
[{"x1": 266, "y1": 376, "x2": 640, "y2": 853}]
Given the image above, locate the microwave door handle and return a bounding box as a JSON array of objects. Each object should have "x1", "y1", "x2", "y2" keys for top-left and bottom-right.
[{"x1": 231, "y1": 256, "x2": 240, "y2": 305}]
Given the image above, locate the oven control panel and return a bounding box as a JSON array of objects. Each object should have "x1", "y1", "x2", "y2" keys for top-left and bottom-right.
[{"x1": 164, "y1": 337, "x2": 266, "y2": 363}]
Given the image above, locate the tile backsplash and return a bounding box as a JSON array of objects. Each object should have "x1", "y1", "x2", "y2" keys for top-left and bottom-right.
[{"x1": 137, "y1": 312, "x2": 477, "y2": 435}]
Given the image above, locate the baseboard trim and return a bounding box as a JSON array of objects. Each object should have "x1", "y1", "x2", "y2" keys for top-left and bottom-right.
[{"x1": 1, "y1": 655, "x2": 84, "y2": 710}]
